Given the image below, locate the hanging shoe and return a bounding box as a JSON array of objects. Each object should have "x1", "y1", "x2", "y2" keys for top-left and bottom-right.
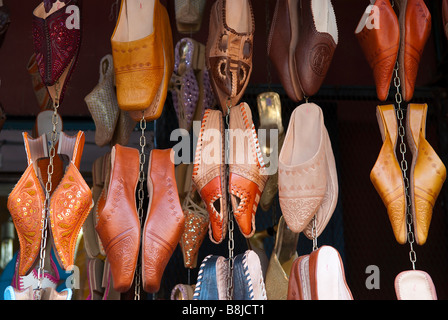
[
  {"x1": 174, "y1": 0, "x2": 206, "y2": 34},
  {"x1": 308, "y1": 246, "x2": 353, "y2": 300},
  {"x1": 355, "y1": 0, "x2": 399, "y2": 101},
  {"x1": 406, "y1": 104, "x2": 446, "y2": 245},
  {"x1": 170, "y1": 38, "x2": 201, "y2": 132},
  {"x1": 295, "y1": 0, "x2": 338, "y2": 97},
  {"x1": 278, "y1": 103, "x2": 328, "y2": 233},
  {"x1": 396, "y1": 0, "x2": 431, "y2": 102},
  {"x1": 193, "y1": 254, "x2": 229, "y2": 300},
  {"x1": 32, "y1": 0, "x2": 82, "y2": 105},
  {"x1": 112, "y1": 0, "x2": 174, "y2": 121},
  {"x1": 206, "y1": 0, "x2": 255, "y2": 113},
  {"x1": 257, "y1": 91, "x2": 284, "y2": 211},
  {"x1": 7, "y1": 133, "x2": 50, "y2": 276},
  {"x1": 267, "y1": 0, "x2": 303, "y2": 102},
  {"x1": 180, "y1": 186, "x2": 209, "y2": 269},
  {"x1": 265, "y1": 216, "x2": 298, "y2": 300},
  {"x1": 95, "y1": 144, "x2": 140, "y2": 292},
  {"x1": 303, "y1": 126, "x2": 338, "y2": 239},
  {"x1": 395, "y1": 270, "x2": 437, "y2": 300},
  {"x1": 85, "y1": 54, "x2": 120, "y2": 147},
  {"x1": 142, "y1": 149, "x2": 185, "y2": 293},
  {"x1": 50, "y1": 131, "x2": 93, "y2": 270},
  {"x1": 4, "y1": 286, "x2": 34, "y2": 300},
  {"x1": 233, "y1": 250, "x2": 267, "y2": 300},
  {"x1": 27, "y1": 53, "x2": 53, "y2": 111},
  {"x1": 370, "y1": 104, "x2": 407, "y2": 244},
  {"x1": 228, "y1": 103, "x2": 267, "y2": 238},
  {"x1": 192, "y1": 109, "x2": 227, "y2": 244}
]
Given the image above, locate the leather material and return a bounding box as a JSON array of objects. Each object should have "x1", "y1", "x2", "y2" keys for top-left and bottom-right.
[
  {"x1": 128, "y1": 1, "x2": 174, "y2": 121},
  {"x1": 303, "y1": 127, "x2": 338, "y2": 239},
  {"x1": 111, "y1": 0, "x2": 163, "y2": 111},
  {"x1": 50, "y1": 131, "x2": 92, "y2": 271},
  {"x1": 96, "y1": 144, "x2": 141, "y2": 292},
  {"x1": 143, "y1": 149, "x2": 185, "y2": 293},
  {"x1": 295, "y1": 0, "x2": 337, "y2": 97},
  {"x1": 268, "y1": 0, "x2": 303, "y2": 102},
  {"x1": 206, "y1": 0, "x2": 254, "y2": 112},
  {"x1": 278, "y1": 103, "x2": 327, "y2": 233},
  {"x1": 355, "y1": 0, "x2": 399, "y2": 101},
  {"x1": 395, "y1": 270, "x2": 437, "y2": 300},
  {"x1": 192, "y1": 109, "x2": 227, "y2": 244},
  {"x1": 397, "y1": 0, "x2": 431, "y2": 102},
  {"x1": 32, "y1": 0, "x2": 82, "y2": 105},
  {"x1": 228, "y1": 103, "x2": 267, "y2": 238},
  {"x1": 406, "y1": 104, "x2": 446, "y2": 245},
  {"x1": 8, "y1": 131, "x2": 92, "y2": 275},
  {"x1": 8, "y1": 134, "x2": 47, "y2": 276},
  {"x1": 370, "y1": 104, "x2": 407, "y2": 244}
]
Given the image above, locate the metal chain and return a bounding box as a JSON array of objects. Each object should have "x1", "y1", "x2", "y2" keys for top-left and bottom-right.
[
  {"x1": 134, "y1": 112, "x2": 147, "y2": 300},
  {"x1": 393, "y1": 61, "x2": 417, "y2": 270},
  {"x1": 311, "y1": 216, "x2": 318, "y2": 251},
  {"x1": 35, "y1": 82, "x2": 60, "y2": 300},
  {"x1": 225, "y1": 101, "x2": 234, "y2": 300}
]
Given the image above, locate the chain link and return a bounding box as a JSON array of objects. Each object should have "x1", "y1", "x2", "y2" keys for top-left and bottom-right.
[
  {"x1": 311, "y1": 216, "x2": 318, "y2": 251},
  {"x1": 35, "y1": 83, "x2": 60, "y2": 300},
  {"x1": 134, "y1": 112, "x2": 147, "y2": 300},
  {"x1": 393, "y1": 62, "x2": 417, "y2": 270},
  {"x1": 225, "y1": 102, "x2": 234, "y2": 300}
]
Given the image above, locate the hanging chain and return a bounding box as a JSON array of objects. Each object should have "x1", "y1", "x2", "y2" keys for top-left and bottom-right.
[
  {"x1": 393, "y1": 61, "x2": 417, "y2": 270},
  {"x1": 311, "y1": 216, "x2": 318, "y2": 251},
  {"x1": 35, "y1": 82, "x2": 60, "y2": 300},
  {"x1": 134, "y1": 112, "x2": 147, "y2": 300},
  {"x1": 225, "y1": 101, "x2": 234, "y2": 300}
]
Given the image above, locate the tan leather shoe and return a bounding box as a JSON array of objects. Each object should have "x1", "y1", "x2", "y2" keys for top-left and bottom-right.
[
  {"x1": 396, "y1": 0, "x2": 431, "y2": 102},
  {"x1": 268, "y1": 0, "x2": 303, "y2": 102},
  {"x1": 308, "y1": 245, "x2": 353, "y2": 300},
  {"x1": 370, "y1": 104, "x2": 407, "y2": 244},
  {"x1": 112, "y1": 0, "x2": 169, "y2": 116},
  {"x1": 143, "y1": 149, "x2": 185, "y2": 293},
  {"x1": 355, "y1": 0, "x2": 399, "y2": 101},
  {"x1": 295, "y1": 0, "x2": 338, "y2": 97},
  {"x1": 228, "y1": 102, "x2": 268, "y2": 238},
  {"x1": 128, "y1": 0, "x2": 174, "y2": 122},
  {"x1": 303, "y1": 127, "x2": 338, "y2": 239},
  {"x1": 406, "y1": 104, "x2": 446, "y2": 245},
  {"x1": 278, "y1": 103, "x2": 327, "y2": 233},
  {"x1": 96, "y1": 144, "x2": 141, "y2": 292},
  {"x1": 206, "y1": 0, "x2": 255, "y2": 112},
  {"x1": 192, "y1": 109, "x2": 227, "y2": 244}
]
